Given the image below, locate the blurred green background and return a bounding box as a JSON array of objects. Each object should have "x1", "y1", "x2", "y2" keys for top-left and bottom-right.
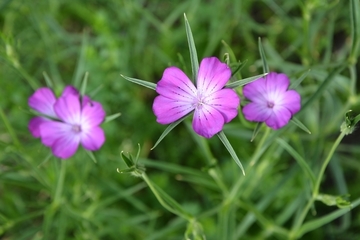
[{"x1": 1, "y1": 0, "x2": 360, "y2": 239}]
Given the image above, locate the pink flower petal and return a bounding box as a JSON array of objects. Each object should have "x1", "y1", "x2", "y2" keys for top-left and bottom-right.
[
  {"x1": 54, "y1": 93, "x2": 81, "y2": 125},
  {"x1": 39, "y1": 121, "x2": 81, "y2": 158},
  {"x1": 266, "y1": 107, "x2": 292, "y2": 129},
  {"x1": 265, "y1": 72, "x2": 290, "y2": 95},
  {"x1": 278, "y1": 90, "x2": 301, "y2": 114},
  {"x1": 192, "y1": 105, "x2": 225, "y2": 138},
  {"x1": 28, "y1": 87, "x2": 57, "y2": 117},
  {"x1": 153, "y1": 95, "x2": 194, "y2": 124},
  {"x1": 242, "y1": 102, "x2": 273, "y2": 122},
  {"x1": 197, "y1": 57, "x2": 231, "y2": 95},
  {"x1": 52, "y1": 135, "x2": 80, "y2": 159},
  {"x1": 61, "y1": 85, "x2": 79, "y2": 97},
  {"x1": 242, "y1": 77, "x2": 267, "y2": 103},
  {"x1": 156, "y1": 67, "x2": 197, "y2": 101},
  {"x1": 81, "y1": 126, "x2": 105, "y2": 151},
  {"x1": 205, "y1": 88, "x2": 240, "y2": 123},
  {"x1": 28, "y1": 117, "x2": 50, "y2": 138},
  {"x1": 81, "y1": 96, "x2": 106, "y2": 128}
]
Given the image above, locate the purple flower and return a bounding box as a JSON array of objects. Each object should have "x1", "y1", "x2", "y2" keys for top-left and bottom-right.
[
  {"x1": 28, "y1": 86, "x2": 106, "y2": 159},
  {"x1": 242, "y1": 72, "x2": 301, "y2": 129},
  {"x1": 152, "y1": 57, "x2": 240, "y2": 138}
]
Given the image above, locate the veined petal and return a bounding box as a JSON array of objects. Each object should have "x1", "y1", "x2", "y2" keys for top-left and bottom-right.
[
  {"x1": 28, "y1": 87, "x2": 57, "y2": 117},
  {"x1": 81, "y1": 96, "x2": 106, "y2": 129},
  {"x1": 265, "y1": 107, "x2": 292, "y2": 129},
  {"x1": 242, "y1": 102, "x2": 273, "y2": 122},
  {"x1": 278, "y1": 90, "x2": 301, "y2": 114},
  {"x1": 197, "y1": 57, "x2": 231, "y2": 95},
  {"x1": 81, "y1": 126, "x2": 105, "y2": 151},
  {"x1": 156, "y1": 67, "x2": 197, "y2": 101},
  {"x1": 153, "y1": 95, "x2": 194, "y2": 124},
  {"x1": 54, "y1": 93, "x2": 81, "y2": 125},
  {"x1": 205, "y1": 88, "x2": 240, "y2": 123},
  {"x1": 29, "y1": 117, "x2": 50, "y2": 138},
  {"x1": 192, "y1": 105, "x2": 225, "y2": 138}
]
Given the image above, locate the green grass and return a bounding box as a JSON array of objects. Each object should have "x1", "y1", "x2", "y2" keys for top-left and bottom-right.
[{"x1": 1, "y1": 0, "x2": 360, "y2": 239}]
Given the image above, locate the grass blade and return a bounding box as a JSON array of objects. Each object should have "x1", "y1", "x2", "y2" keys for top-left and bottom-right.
[
  {"x1": 184, "y1": 13, "x2": 199, "y2": 83},
  {"x1": 121, "y1": 74, "x2": 157, "y2": 90}
]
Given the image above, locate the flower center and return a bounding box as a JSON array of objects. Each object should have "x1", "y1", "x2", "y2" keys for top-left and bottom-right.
[
  {"x1": 72, "y1": 124, "x2": 82, "y2": 133},
  {"x1": 267, "y1": 101, "x2": 275, "y2": 108},
  {"x1": 194, "y1": 94, "x2": 207, "y2": 109}
]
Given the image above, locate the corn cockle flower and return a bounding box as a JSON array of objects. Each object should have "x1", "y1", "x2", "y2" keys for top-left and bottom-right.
[
  {"x1": 152, "y1": 57, "x2": 240, "y2": 138},
  {"x1": 28, "y1": 86, "x2": 106, "y2": 159},
  {"x1": 242, "y1": 72, "x2": 301, "y2": 129}
]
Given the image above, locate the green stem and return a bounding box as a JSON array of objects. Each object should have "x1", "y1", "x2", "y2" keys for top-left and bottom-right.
[
  {"x1": 141, "y1": 172, "x2": 193, "y2": 221},
  {"x1": 313, "y1": 131, "x2": 346, "y2": 196},
  {"x1": 290, "y1": 131, "x2": 346, "y2": 238}
]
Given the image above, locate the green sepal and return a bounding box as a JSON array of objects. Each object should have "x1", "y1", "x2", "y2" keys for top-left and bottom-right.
[
  {"x1": 85, "y1": 150, "x2": 97, "y2": 163},
  {"x1": 229, "y1": 60, "x2": 248, "y2": 77},
  {"x1": 316, "y1": 194, "x2": 351, "y2": 208},
  {"x1": 151, "y1": 114, "x2": 189, "y2": 150},
  {"x1": 341, "y1": 110, "x2": 360, "y2": 135},
  {"x1": 250, "y1": 122, "x2": 263, "y2": 142},
  {"x1": 42, "y1": 71, "x2": 54, "y2": 89},
  {"x1": 116, "y1": 167, "x2": 136, "y2": 174},
  {"x1": 80, "y1": 72, "x2": 89, "y2": 96},
  {"x1": 120, "y1": 74, "x2": 157, "y2": 90},
  {"x1": 104, "y1": 113, "x2": 121, "y2": 123},
  {"x1": 217, "y1": 131, "x2": 245, "y2": 175},
  {"x1": 121, "y1": 151, "x2": 134, "y2": 168},
  {"x1": 258, "y1": 37, "x2": 269, "y2": 73},
  {"x1": 184, "y1": 13, "x2": 199, "y2": 84},
  {"x1": 225, "y1": 73, "x2": 267, "y2": 89},
  {"x1": 291, "y1": 117, "x2": 311, "y2": 134}
]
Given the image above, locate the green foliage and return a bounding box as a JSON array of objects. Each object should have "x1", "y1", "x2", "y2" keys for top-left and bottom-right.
[{"x1": 1, "y1": 0, "x2": 360, "y2": 239}]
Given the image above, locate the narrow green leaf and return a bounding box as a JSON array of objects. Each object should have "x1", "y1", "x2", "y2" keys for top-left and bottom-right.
[
  {"x1": 290, "y1": 117, "x2": 311, "y2": 134},
  {"x1": 120, "y1": 74, "x2": 157, "y2": 90},
  {"x1": 217, "y1": 131, "x2": 245, "y2": 175},
  {"x1": 151, "y1": 114, "x2": 189, "y2": 150},
  {"x1": 258, "y1": 37, "x2": 269, "y2": 73},
  {"x1": 298, "y1": 65, "x2": 346, "y2": 116},
  {"x1": 226, "y1": 73, "x2": 267, "y2": 89},
  {"x1": 184, "y1": 13, "x2": 199, "y2": 83},
  {"x1": 80, "y1": 72, "x2": 89, "y2": 96},
  {"x1": 289, "y1": 69, "x2": 310, "y2": 89},
  {"x1": 104, "y1": 113, "x2": 121, "y2": 123},
  {"x1": 250, "y1": 122, "x2": 263, "y2": 142},
  {"x1": 296, "y1": 198, "x2": 360, "y2": 238},
  {"x1": 276, "y1": 138, "x2": 316, "y2": 187}
]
